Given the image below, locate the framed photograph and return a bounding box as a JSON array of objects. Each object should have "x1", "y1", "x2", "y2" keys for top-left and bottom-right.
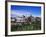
[{"x1": 5, "y1": 1, "x2": 45, "y2": 36}]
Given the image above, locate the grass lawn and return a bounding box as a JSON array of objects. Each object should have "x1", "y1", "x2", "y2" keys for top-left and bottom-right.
[{"x1": 11, "y1": 22, "x2": 41, "y2": 31}]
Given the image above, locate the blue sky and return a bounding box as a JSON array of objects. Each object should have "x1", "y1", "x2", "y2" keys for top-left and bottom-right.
[{"x1": 11, "y1": 5, "x2": 41, "y2": 17}]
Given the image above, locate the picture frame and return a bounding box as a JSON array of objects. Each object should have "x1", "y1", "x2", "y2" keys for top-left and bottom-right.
[{"x1": 5, "y1": 1, "x2": 45, "y2": 36}]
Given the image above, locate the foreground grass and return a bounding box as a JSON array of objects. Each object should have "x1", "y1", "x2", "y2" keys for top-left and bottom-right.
[{"x1": 11, "y1": 22, "x2": 41, "y2": 31}]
